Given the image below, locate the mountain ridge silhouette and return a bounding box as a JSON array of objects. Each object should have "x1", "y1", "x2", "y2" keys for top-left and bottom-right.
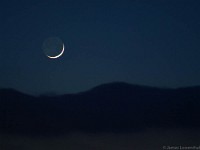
[{"x1": 0, "y1": 82, "x2": 200, "y2": 135}]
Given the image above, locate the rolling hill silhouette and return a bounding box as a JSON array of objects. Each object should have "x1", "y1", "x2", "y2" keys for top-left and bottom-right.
[{"x1": 0, "y1": 82, "x2": 200, "y2": 135}]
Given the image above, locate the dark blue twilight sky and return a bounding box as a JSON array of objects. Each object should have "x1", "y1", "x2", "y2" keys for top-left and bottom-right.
[{"x1": 0, "y1": 0, "x2": 200, "y2": 95}]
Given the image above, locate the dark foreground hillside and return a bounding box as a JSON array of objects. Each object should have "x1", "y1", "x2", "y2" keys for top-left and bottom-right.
[{"x1": 0, "y1": 82, "x2": 200, "y2": 149}]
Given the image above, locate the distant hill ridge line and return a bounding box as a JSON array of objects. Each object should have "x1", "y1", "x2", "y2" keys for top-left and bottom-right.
[
  {"x1": 0, "y1": 82, "x2": 200, "y2": 135},
  {"x1": 1, "y1": 82, "x2": 200, "y2": 97}
]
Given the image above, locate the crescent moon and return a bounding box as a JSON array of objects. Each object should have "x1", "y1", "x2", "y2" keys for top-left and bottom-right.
[{"x1": 47, "y1": 44, "x2": 65, "y2": 59}]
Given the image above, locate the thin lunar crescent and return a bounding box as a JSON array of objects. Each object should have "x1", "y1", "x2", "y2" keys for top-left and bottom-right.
[{"x1": 47, "y1": 44, "x2": 65, "y2": 59}]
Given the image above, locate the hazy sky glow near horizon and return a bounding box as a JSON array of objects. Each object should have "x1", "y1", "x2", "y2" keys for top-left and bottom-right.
[{"x1": 0, "y1": 0, "x2": 200, "y2": 95}]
